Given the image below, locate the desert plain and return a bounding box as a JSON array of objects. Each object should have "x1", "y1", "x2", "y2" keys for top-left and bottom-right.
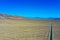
[{"x1": 0, "y1": 18, "x2": 60, "y2": 40}]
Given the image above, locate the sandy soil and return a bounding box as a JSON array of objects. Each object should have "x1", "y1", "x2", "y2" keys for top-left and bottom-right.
[{"x1": 0, "y1": 19, "x2": 59, "y2": 40}]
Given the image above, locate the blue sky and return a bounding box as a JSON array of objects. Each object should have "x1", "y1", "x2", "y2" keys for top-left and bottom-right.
[{"x1": 0, "y1": 0, "x2": 60, "y2": 18}]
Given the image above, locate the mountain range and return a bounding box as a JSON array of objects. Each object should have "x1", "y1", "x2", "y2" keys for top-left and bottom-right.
[{"x1": 0, "y1": 14, "x2": 60, "y2": 20}]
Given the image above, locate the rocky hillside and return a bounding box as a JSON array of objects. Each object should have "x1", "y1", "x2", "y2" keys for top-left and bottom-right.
[{"x1": 0, "y1": 14, "x2": 25, "y2": 20}]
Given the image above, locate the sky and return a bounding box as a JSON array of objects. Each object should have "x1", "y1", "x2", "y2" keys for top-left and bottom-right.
[{"x1": 0, "y1": 0, "x2": 60, "y2": 18}]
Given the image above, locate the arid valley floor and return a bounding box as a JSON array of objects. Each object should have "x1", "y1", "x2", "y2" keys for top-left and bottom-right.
[{"x1": 0, "y1": 19, "x2": 60, "y2": 40}]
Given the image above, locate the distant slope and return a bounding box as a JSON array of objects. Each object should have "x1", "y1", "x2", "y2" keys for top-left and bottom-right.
[
  {"x1": 27, "y1": 17, "x2": 60, "y2": 20},
  {"x1": 0, "y1": 14, "x2": 60, "y2": 20},
  {"x1": 0, "y1": 14, "x2": 25, "y2": 20}
]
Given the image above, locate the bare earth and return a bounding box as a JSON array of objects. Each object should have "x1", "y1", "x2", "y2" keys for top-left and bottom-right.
[{"x1": 0, "y1": 19, "x2": 60, "y2": 40}]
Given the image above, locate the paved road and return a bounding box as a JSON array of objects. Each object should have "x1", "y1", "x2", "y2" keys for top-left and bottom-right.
[
  {"x1": 48, "y1": 24, "x2": 53, "y2": 40},
  {"x1": 51, "y1": 21, "x2": 60, "y2": 40}
]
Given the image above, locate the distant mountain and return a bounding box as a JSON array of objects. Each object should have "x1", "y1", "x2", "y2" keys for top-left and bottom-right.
[
  {"x1": 0, "y1": 14, "x2": 10, "y2": 19},
  {"x1": 27, "y1": 17, "x2": 60, "y2": 20},
  {"x1": 53, "y1": 18, "x2": 60, "y2": 20},
  {"x1": 0, "y1": 14, "x2": 25, "y2": 20},
  {"x1": 0, "y1": 14, "x2": 60, "y2": 20}
]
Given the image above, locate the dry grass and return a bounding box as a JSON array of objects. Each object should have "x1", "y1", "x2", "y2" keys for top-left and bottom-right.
[{"x1": 0, "y1": 19, "x2": 59, "y2": 40}]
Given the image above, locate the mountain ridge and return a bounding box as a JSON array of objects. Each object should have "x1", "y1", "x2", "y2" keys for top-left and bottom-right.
[{"x1": 0, "y1": 14, "x2": 60, "y2": 20}]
